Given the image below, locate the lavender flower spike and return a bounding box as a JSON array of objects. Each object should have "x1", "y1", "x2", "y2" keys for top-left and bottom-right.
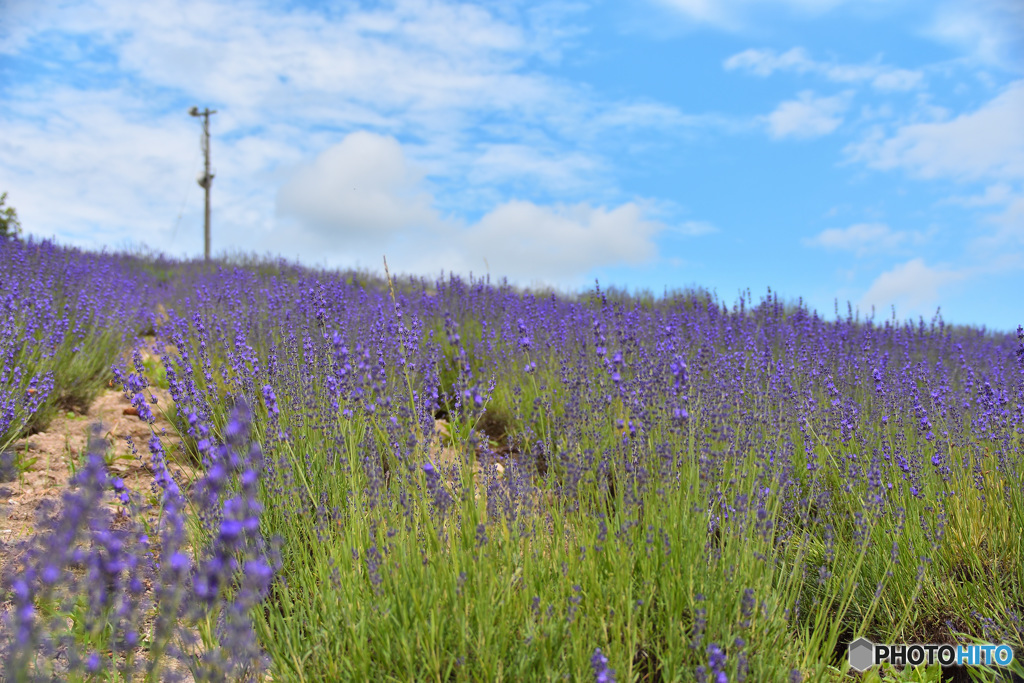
[{"x1": 591, "y1": 647, "x2": 616, "y2": 683}]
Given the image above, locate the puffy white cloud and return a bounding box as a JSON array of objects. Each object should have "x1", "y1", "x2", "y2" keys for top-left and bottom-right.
[
  {"x1": 804, "y1": 222, "x2": 927, "y2": 255},
  {"x1": 847, "y1": 80, "x2": 1024, "y2": 181},
  {"x1": 276, "y1": 132, "x2": 440, "y2": 244},
  {"x1": 859, "y1": 258, "x2": 965, "y2": 314},
  {"x1": 465, "y1": 201, "x2": 662, "y2": 281},
  {"x1": 273, "y1": 132, "x2": 681, "y2": 286},
  {"x1": 764, "y1": 90, "x2": 852, "y2": 139},
  {"x1": 724, "y1": 47, "x2": 923, "y2": 91}
]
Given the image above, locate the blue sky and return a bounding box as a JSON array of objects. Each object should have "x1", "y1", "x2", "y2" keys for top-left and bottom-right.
[{"x1": 1, "y1": 0, "x2": 1021, "y2": 331}]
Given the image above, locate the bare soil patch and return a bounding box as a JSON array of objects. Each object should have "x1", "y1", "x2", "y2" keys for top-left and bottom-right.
[{"x1": 0, "y1": 386, "x2": 193, "y2": 559}]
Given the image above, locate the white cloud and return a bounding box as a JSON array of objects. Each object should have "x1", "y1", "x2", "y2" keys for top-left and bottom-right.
[
  {"x1": 724, "y1": 47, "x2": 812, "y2": 76},
  {"x1": 274, "y1": 132, "x2": 673, "y2": 285},
  {"x1": 859, "y1": 258, "x2": 965, "y2": 314},
  {"x1": 675, "y1": 220, "x2": 718, "y2": 236},
  {"x1": 947, "y1": 184, "x2": 1024, "y2": 247},
  {"x1": 846, "y1": 80, "x2": 1024, "y2": 181},
  {"x1": 724, "y1": 47, "x2": 923, "y2": 91},
  {"x1": 658, "y1": 0, "x2": 1023, "y2": 71},
  {"x1": 925, "y1": 0, "x2": 1024, "y2": 70},
  {"x1": 654, "y1": 0, "x2": 738, "y2": 29},
  {"x1": 276, "y1": 132, "x2": 441, "y2": 244},
  {"x1": 870, "y1": 69, "x2": 924, "y2": 92},
  {"x1": 987, "y1": 192, "x2": 1024, "y2": 243},
  {"x1": 943, "y1": 182, "x2": 1016, "y2": 208},
  {"x1": 466, "y1": 201, "x2": 661, "y2": 281},
  {"x1": 764, "y1": 90, "x2": 852, "y2": 139},
  {"x1": 468, "y1": 144, "x2": 602, "y2": 193},
  {"x1": 846, "y1": 81, "x2": 1024, "y2": 253},
  {"x1": 804, "y1": 222, "x2": 927, "y2": 255},
  {"x1": 0, "y1": 0, "x2": 718, "y2": 266},
  {"x1": 654, "y1": 0, "x2": 859, "y2": 31}
]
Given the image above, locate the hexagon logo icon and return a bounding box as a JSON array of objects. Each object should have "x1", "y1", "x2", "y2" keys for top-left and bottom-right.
[{"x1": 848, "y1": 638, "x2": 875, "y2": 672}]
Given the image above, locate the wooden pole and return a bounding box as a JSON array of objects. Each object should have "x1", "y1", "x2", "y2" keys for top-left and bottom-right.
[{"x1": 190, "y1": 107, "x2": 217, "y2": 261}]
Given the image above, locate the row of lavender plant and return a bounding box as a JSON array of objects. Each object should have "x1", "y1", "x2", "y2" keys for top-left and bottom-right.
[
  {"x1": 3, "y1": 245, "x2": 1022, "y2": 680},
  {"x1": 0, "y1": 400, "x2": 276, "y2": 681},
  {"x1": 0, "y1": 238, "x2": 164, "y2": 466},
  {"x1": 145, "y1": 264, "x2": 1021, "y2": 680}
]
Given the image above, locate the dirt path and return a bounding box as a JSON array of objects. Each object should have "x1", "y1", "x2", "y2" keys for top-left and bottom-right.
[
  {"x1": 1, "y1": 329, "x2": 201, "y2": 545},
  {"x1": 0, "y1": 382, "x2": 193, "y2": 558}
]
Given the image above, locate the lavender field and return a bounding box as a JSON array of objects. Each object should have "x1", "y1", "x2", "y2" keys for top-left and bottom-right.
[{"x1": 1, "y1": 237, "x2": 1022, "y2": 682}]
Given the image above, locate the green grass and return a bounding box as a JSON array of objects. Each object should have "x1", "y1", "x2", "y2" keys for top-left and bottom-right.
[{"x1": 230, "y1": 391, "x2": 1023, "y2": 682}]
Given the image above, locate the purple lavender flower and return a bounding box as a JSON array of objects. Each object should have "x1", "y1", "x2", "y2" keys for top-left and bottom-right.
[
  {"x1": 706, "y1": 643, "x2": 728, "y2": 682},
  {"x1": 591, "y1": 647, "x2": 616, "y2": 683}
]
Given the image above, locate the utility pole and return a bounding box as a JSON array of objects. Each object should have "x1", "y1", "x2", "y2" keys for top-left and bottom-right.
[{"x1": 189, "y1": 106, "x2": 217, "y2": 261}]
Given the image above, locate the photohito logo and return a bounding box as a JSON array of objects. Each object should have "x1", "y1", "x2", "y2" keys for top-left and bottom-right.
[{"x1": 848, "y1": 638, "x2": 1016, "y2": 672}]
